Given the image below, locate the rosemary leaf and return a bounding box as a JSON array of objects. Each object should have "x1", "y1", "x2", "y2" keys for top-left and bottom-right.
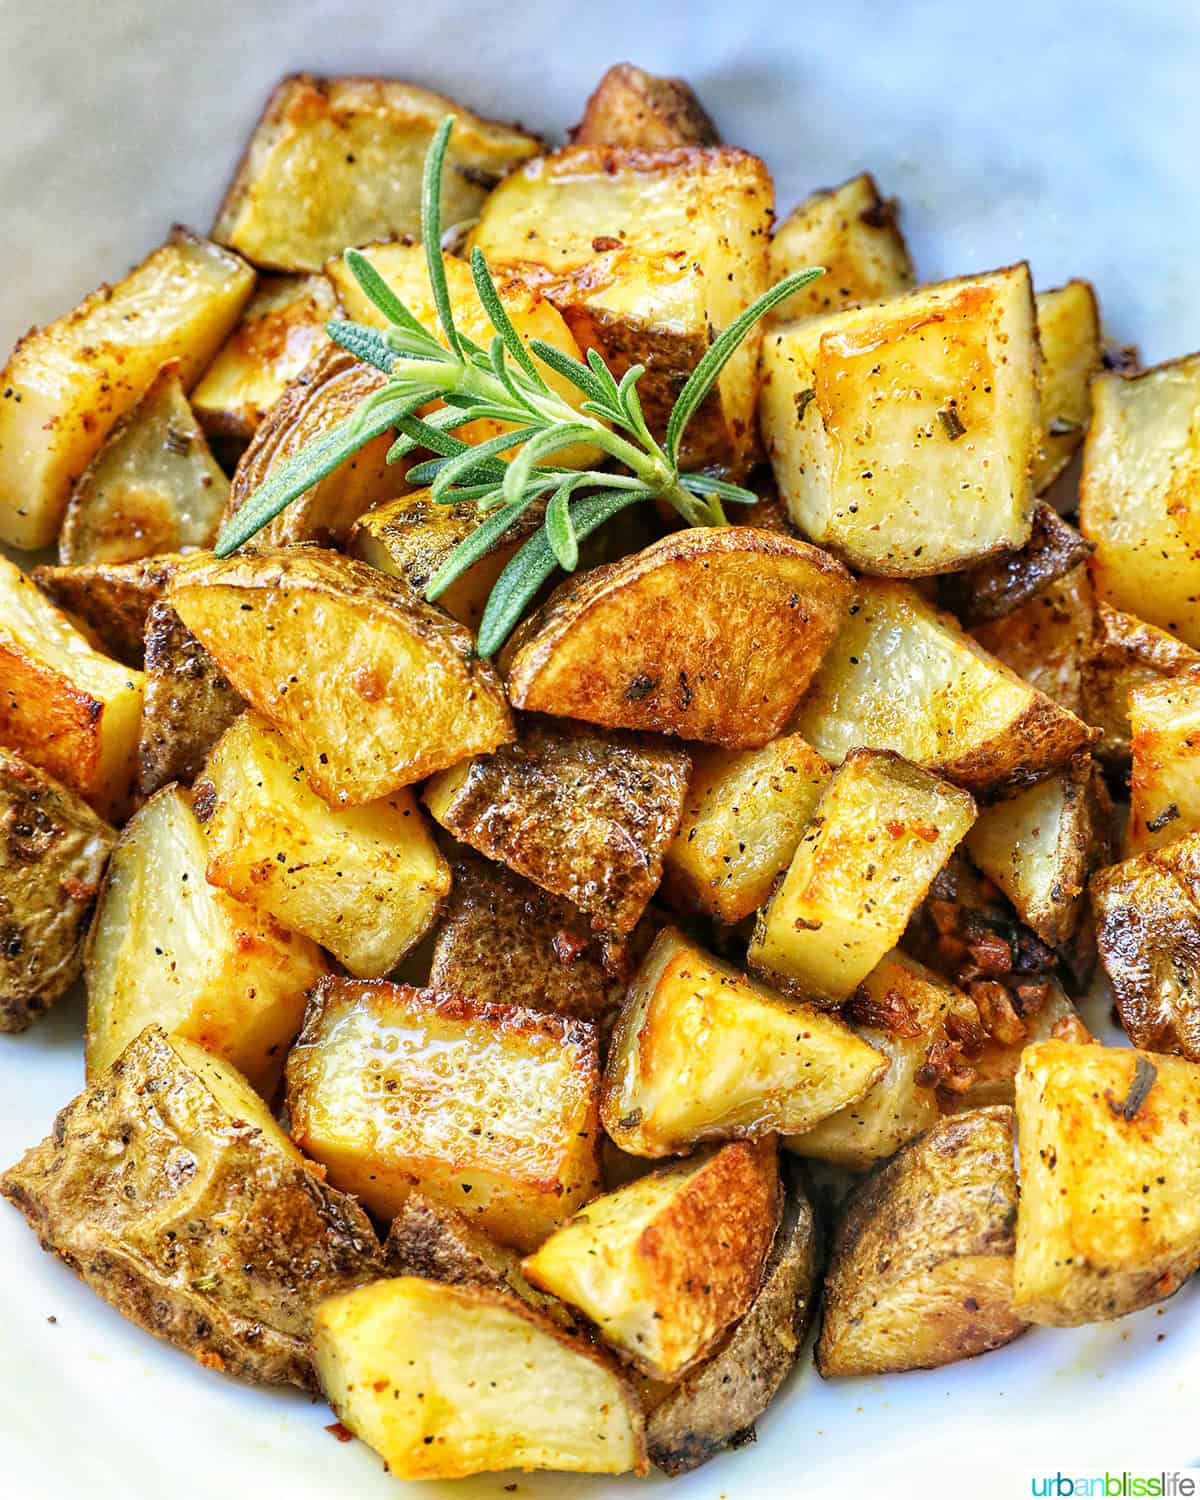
[
  {"x1": 679, "y1": 472, "x2": 761, "y2": 504},
  {"x1": 526, "y1": 339, "x2": 612, "y2": 405},
  {"x1": 342, "y1": 248, "x2": 442, "y2": 346},
  {"x1": 421, "y1": 116, "x2": 463, "y2": 360},
  {"x1": 545, "y1": 475, "x2": 587, "y2": 570},
  {"x1": 470, "y1": 248, "x2": 550, "y2": 392},
  {"x1": 325, "y1": 320, "x2": 397, "y2": 374},
  {"x1": 424, "y1": 493, "x2": 544, "y2": 601}
]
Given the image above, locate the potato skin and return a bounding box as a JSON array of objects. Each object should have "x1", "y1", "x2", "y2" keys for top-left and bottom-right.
[
  {"x1": 572, "y1": 63, "x2": 719, "y2": 149},
  {"x1": 1, "y1": 1027, "x2": 383, "y2": 1387},
  {"x1": 31, "y1": 555, "x2": 181, "y2": 667},
  {"x1": 1083, "y1": 602, "x2": 1200, "y2": 765},
  {"x1": 941, "y1": 503, "x2": 1094, "y2": 627}
]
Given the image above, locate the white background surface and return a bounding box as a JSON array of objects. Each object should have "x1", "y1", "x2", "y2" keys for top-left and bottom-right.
[{"x1": 3, "y1": 2, "x2": 1200, "y2": 1496}]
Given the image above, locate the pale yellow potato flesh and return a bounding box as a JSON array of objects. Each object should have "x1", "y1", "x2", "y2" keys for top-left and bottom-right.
[
  {"x1": 1128, "y1": 674, "x2": 1200, "y2": 852},
  {"x1": 1033, "y1": 280, "x2": 1101, "y2": 493}
]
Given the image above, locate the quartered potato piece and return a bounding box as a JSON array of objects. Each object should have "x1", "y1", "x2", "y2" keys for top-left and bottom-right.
[
  {"x1": 286, "y1": 977, "x2": 602, "y2": 1249},
  {"x1": 169, "y1": 548, "x2": 513, "y2": 804},
  {"x1": 196, "y1": 713, "x2": 450, "y2": 977},
  {"x1": 85, "y1": 784, "x2": 326, "y2": 1089},
  {"x1": 768, "y1": 173, "x2": 914, "y2": 324},
  {"x1": 0, "y1": 228, "x2": 253, "y2": 551},
  {"x1": 470, "y1": 145, "x2": 773, "y2": 474},
  {"x1": 31, "y1": 553, "x2": 180, "y2": 666},
  {"x1": 191, "y1": 274, "x2": 339, "y2": 440},
  {"x1": 1128, "y1": 674, "x2": 1200, "y2": 852},
  {"x1": 572, "y1": 63, "x2": 719, "y2": 149},
  {"x1": 1083, "y1": 602, "x2": 1200, "y2": 766},
  {"x1": 817, "y1": 1106, "x2": 1027, "y2": 1374},
  {"x1": 662, "y1": 733, "x2": 831, "y2": 923},
  {"x1": 313, "y1": 1277, "x2": 647, "y2": 1480},
  {"x1": 761, "y1": 265, "x2": 1040, "y2": 576},
  {"x1": 601, "y1": 928, "x2": 886, "y2": 1156},
  {"x1": 503, "y1": 528, "x2": 853, "y2": 747},
  {"x1": 941, "y1": 503, "x2": 1094, "y2": 627},
  {"x1": 971, "y1": 562, "x2": 1097, "y2": 718},
  {"x1": 521, "y1": 1139, "x2": 780, "y2": 1381},
  {"x1": 0, "y1": 749, "x2": 114, "y2": 1033},
  {"x1": 748, "y1": 749, "x2": 976, "y2": 1004},
  {"x1": 1033, "y1": 280, "x2": 1102, "y2": 493},
  {"x1": 424, "y1": 717, "x2": 689, "y2": 935},
  {"x1": 58, "y1": 363, "x2": 229, "y2": 565},
  {"x1": 1014, "y1": 1040, "x2": 1200, "y2": 1325},
  {"x1": 0, "y1": 556, "x2": 144, "y2": 817},
  {"x1": 794, "y1": 578, "x2": 1095, "y2": 790},
  {"x1": 1, "y1": 1027, "x2": 382, "y2": 1387}
]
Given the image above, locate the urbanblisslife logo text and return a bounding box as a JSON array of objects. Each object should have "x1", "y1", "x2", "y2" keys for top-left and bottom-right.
[{"x1": 1030, "y1": 1474, "x2": 1199, "y2": 1497}]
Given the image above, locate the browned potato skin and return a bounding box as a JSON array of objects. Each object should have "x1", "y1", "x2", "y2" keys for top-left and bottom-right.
[
  {"x1": 646, "y1": 1164, "x2": 819, "y2": 1476},
  {"x1": 30, "y1": 555, "x2": 181, "y2": 667},
  {"x1": 0, "y1": 1026, "x2": 383, "y2": 1387},
  {"x1": 942, "y1": 504, "x2": 1094, "y2": 627},
  {"x1": 572, "y1": 63, "x2": 719, "y2": 149},
  {"x1": 503, "y1": 528, "x2": 854, "y2": 749},
  {"x1": 0, "y1": 749, "x2": 114, "y2": 1032},
  {"x1": 426, "y1": 718, "x2": 689, "y2": 936},
  {"x1": 1083, "y1": 603, "x2": 1200, "y2": 765},
  {"x1": 971, "y1": 563, "x2": 1098, "y2": 722},
  {"x1": 816, "y1": 1107, "x2": 1026, "y2": 1376},
  {"x1": 137, "y1": 601, "x2": 245, "y2": 795}
]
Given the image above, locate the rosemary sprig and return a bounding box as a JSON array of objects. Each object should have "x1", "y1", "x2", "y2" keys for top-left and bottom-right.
[{"x1": 214, "y1": 114, "x2": 823, "y2": 656}]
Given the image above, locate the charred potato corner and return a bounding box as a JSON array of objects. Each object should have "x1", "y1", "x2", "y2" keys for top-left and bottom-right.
[{"x1": 2, "y1": 52, "x2": 1200, "y2": 1490}]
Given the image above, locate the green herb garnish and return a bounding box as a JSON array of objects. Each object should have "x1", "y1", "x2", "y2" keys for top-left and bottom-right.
[{"x1": 214, "y1": 115, "x2": 823, "y2": 656}]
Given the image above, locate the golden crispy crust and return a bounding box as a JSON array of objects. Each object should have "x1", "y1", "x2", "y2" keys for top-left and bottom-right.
[
  {"x1": 572, "y1": 64, "x2": 719, "y2": 150},
  {"x1": 939, "y1": 689, "x2": 1097, "y2": 792}
]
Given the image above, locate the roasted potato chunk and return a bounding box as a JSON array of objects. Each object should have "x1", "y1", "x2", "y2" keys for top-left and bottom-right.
[
  {"x1": 503, "y1": 528, "x2": 853, "y2": 747},
  {"x1": 425, "y1": 717, "x2": 688, "y2": 935},
  {"x1": 313, "y1": 1277, "x2": 647, "y2": 1479},
  {"x1": 470, "y1": 145, "x2": 772, "y2": 474},
  {"x1": 522, "y1": 1139, "x2": 779, "y2": 1381},
  {"x1": 572, "y1": 63, "x2": 719, "y2": 149},
  {"x1": 169, "y1": 548, "x2": 513, "y2": 804},
  {"x1": 1014, "y1": 1040, "x2": 1200, "y2": 1325},
  {"x1": 794, "y1": 578, "x2": 1095, "y2": 790},
  {"x1": 1128, "y1": 674, "x2": 1200, "y2": 852},
  {"x1": 948, "y1": 978, "x2": 1088, "y2": 1110},
  {"x1": 286, "y1": 977, "x2": 602, "y2": 1249},
  {"x1": 0, "y1": 749, "x2": 114, "y2": 1033},
  {"x1": 196, "y1": 713, "x2": 450, "y2": 977},
  {"x1": 1081, "y1": 352, "x2": 1200, "y2": 648},
  {"x1": 190, "y1": 274, "x2": 339, "y2": 440},
  {"x1": 767, "y1": 173, "x2": 914, "y2": 323},
  {"x1": 965, "y1": 756, "x2": 1113, "y2": 945},
  {"x1": 749, "y1": 750, "x2": 976, "y2": 1004},
  {"x1": 816, "y1": 1106, "x2": 1025, "y2": 1374},
  {"x1": 761, "y1": 266, "x2": 1039, "y2": 575},
  {"x1": 214, "y1": 75, "x2": 540, "y2": 272},
  {"x1": 644, "y1": 1162, "x2": 819, "y2": 1476},
  {"x1": 602, "y1": 928, "x2": 886, "y2": 1156},
  {"x1": 941, "y1": 503, "x2": 1094, "y2": 627},
  {"x1": 0, "y1": 227, "x2": 253, "y2": 551},
  {"x1": 1, "y1": 1027, "x2": 382, "y2": 1387},
  {"x1": 0, "y1": 556, "x2": 144, "y2": 817},
  {"x1": 30, "y1": 554, "x2": 180, "y2": 667},
  {"x1": 971, "y1": 562, "x2": 1097, "y2": 718},
  {"x1": 85, "y1": 784, "x2": 326, "y2": 1088},
  {"x1": 1033, "y1": 280, "x2": 1102, "y2": 493},
  {"x1": 662, "y1": 734, "x2": 831, "y2": 923},
  {"x1": 58, "y1": 363, "x2": 229, "y2": 565},
  {"x1": 1083, "y1": 603, "x2": 1200, "y2": 765}
]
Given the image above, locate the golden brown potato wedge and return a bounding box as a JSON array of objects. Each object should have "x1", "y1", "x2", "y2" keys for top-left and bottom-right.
[
  {"x1": 0, "y1": 227, "x2": 253, "y2": 551},
  {"x1": 971, "y1": 563, "x2": 1097, "y2": 718},
  {"x1": 1, "y1": 1027, "x2": 382, "y2": 1387},
  {"x1": 190, "y1": 274, "x2": 338, "y2": 440},
  {"x1": 30, "y1": 554, "x2": 180, "y2": 667},
  {"x1": 522, "y1": 1139, "x2": 779, "y2": 1381},
  {"x1": 58, "y1": 363, "x2": 229, "y2": 565},
  {"x1": 424, "y1": 717, "x2": 689, "y2": 935},
  {"x1": 941, "y1": 503, "x2": 1094, "y2": 627},
  {"x1": 602, "y1": 928, "x2": 886, "y2": 1156},
  {"x1": 816, "y1": 1106, "x2": 1026, "y2": 1374},
  {"x1": 470, "y1": 145, "x2": 772, "y2": 474},
  {"x1": 313, "y1": 1277, "x2": 647, "y2": 1479},
  {"x1": 196, "y1": 712, "x2": 450, "y2": 977},
  {"x1": 1083, "y1": 603, "x2": 1200, "y2": 766},
  {"x1": 169, "y1": 548, "x2": 513, "y2": 804},
  {"x1": 1014, "y1": 1040, "x2": 1200, "y2": 1325},
  {"x1": 1033, "y1": 280, "x2": 1102, "y2": 493},
  {"x1": 748, "y1": 750, "x2": 976, "y2": 1004},
  {"x1": 662, "y1": 734, "x2": 831, "y2": 923},
  {"x1": 0, "y1": 556, "x2": 144, "y2": 817},
  {"x1": 768, "y1": 173, "x2": 914, "y2": 324},
  {"x1": 214, "y1": 75, "x2": 540, "y2": 272},
  {"x1": 85, "y1": 784, "x2": 326, "y2": 1089},
  {"x1": 572, "y1": 63, "x2": 719, "y2": 149},
  {"x1": 1128, "y1": 674, "x2": 1200, "y2": 852},
  {"x1": 286, "y1": 977, "x2": 602, "y2": 1250},
  {"x1": 0, "y1": 749, "x2": 114, "y2": 1033},
  {"x1": 761, "y1": 266, "x2": 1039, "y2": 575},
  {"x1": 503, "y1": 528, "x2": 853, "y2": 747},
  {"x1": 794, "y1": 578, "x2": 1095, "y2": 790}
]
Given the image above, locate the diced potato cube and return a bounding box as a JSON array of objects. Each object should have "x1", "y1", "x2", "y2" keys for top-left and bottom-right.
[
  {"x1": 286, "y1": 977, "x2": 602, "y2": 1250},
  {"x1": 521, "y1": 1139, "x2": 779, "y2": 1380},
  {"x1": 30, "y1": 554, "x2": 180, "y2": 666},
  {"x1": 941, "y1": 502, "x2": 1094, "y2": 627},
  {"x1": 662, "y1": 734, "x2": 830, "y2": 923},
  {"x1": 196, "y1": 712, "x2": 449, "y2": 976},
  {"x1": 748, "y1": 749, "x2": 975, "y2": 1004},
  {"x1": 972, "y1": 563, "x2": 1097, "y2": 717},
  {"x1": 767, "y1": 173, "x2": 914, "y2": 323},
  {"x1": 601, "y1": 928, "x2": 886, "y2": 1156},
  {"x1": 85, "y1": 784, "x2": 326, "y2": 1089},
  {"x1": 1083, "y1": 603, "x2": 1200, "y2": 765},
  {"x1": 1014, "y1": 1040, "x2": 1200, "y2": 1325},
  {"x1": 572, "y1": 63, "x2": 719, "y2": 149},
  {"x1": 760, "y1": 266, "x2": 1039, "y2": 575},
  {"x1": 1128, "y1": 675, "x2": 1200, "y2": 852},
  {"x1": 0, "y1": 227, "x2": 253, "y2": 550},
  {"x1": 0, "y1": 556, "x2": 144, "y2": 817},
  {"x1": 1033, "y1": 280, "x2": 1101, "y2": 493}
]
